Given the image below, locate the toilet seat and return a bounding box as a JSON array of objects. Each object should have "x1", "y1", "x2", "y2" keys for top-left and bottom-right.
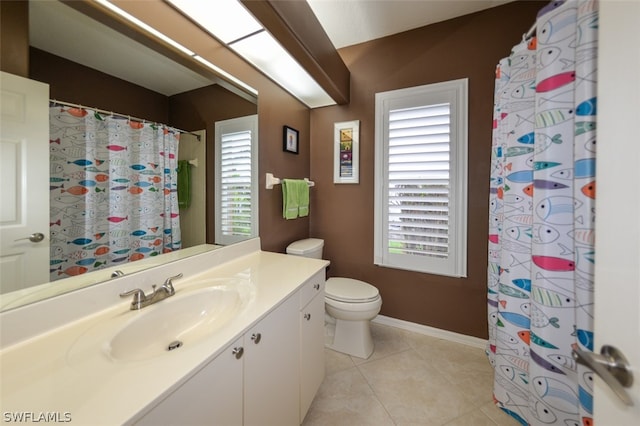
[{"x1": 325, "y1": 277, "x2": 379, "y2": 303}]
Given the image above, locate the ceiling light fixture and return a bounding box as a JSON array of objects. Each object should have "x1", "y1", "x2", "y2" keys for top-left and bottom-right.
[
  {"x1": 93, "y1": 0, "x2": 257, "y2": 96},
  {"x1": 167, "y1": 0, "x2": 335, "y2": 108}
]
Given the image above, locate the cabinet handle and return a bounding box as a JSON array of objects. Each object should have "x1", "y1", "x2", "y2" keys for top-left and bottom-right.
[
  {"x1": 232, "y1": 346, "x2": 244, "y2": 359},
  {"x1": 251, "y1": 333, "x2": 262, "y2": 344},
  {"x1": 304, "y1": 313, "x2": 311, "y2": 321},
  {"x1": 313, "y1": 283, "x2": 320, "y2": 290}
]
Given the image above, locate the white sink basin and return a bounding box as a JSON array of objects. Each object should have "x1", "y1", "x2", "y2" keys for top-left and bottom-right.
[
  {"x1": 67, "y1": 278, "x2": 254, "y2": 365},
  {"x1": 107, "y1": 286, "x2": 244, "y2": 362}
]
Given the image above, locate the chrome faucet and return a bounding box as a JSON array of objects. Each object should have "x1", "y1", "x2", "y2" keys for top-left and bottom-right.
[
  {"x1": 120, "y1": 273, "x2": 183, "y2": 310},
  {"x1": 111, "y1": 270, "x2": 125, "y2": 278}
]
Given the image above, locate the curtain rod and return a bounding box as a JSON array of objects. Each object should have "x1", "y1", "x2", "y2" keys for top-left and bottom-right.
[
  {"x1": 50, "y1": 99, "x2": 201, "y2": 141},
  {"x1": 523, "y1": 22, "x2": 536, "y2": 42}
]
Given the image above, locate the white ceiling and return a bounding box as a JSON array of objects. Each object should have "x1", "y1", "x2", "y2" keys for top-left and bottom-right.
[
  {"x1": 30, "y1": 0, "x2": 513, "y2": 98},
  {"x1": 29, "y1": 0, "x2": 213, "y2": 96},
  {"x1": 307, "y1": 0, "x2": 513, "y2": 49}
]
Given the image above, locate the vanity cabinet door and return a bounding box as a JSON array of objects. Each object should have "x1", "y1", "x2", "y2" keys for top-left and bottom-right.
[
  {"x1": 134, "y1": 337, "x2": 243, "y2": 426},
  {"x1": 300, "y1": 274, "x2": 326, "y2": 422},
  {"x1": 243, "y1": 293, "x2": 299, "y2": 426}
]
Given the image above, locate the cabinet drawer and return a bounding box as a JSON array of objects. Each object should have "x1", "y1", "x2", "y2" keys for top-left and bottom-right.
[{"x1": 299, "y1": 272, "x2": 325, "y2": 309}]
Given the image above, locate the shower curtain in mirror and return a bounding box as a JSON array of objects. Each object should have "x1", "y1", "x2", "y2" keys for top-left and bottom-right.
[
  {"x1": 49, "y1": 105, "x2": 182, "y2": 281},
  {"x1": 487, "y1": 1, "x2": 597, "y2": 425}
]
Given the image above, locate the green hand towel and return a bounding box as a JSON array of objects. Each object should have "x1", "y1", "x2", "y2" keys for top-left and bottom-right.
[
  {"x1": 282, "y1": 179, "x2": 298, "y2": 219},
  {"x1": 177, "y1": 160, "x2": 191, "y2": 209},
  {"x1": 297, "y1": 180, "x2": 309, "y2": 217},
  {"x1": 282, "y1": 179, "x2": 309, "y2": 219}
]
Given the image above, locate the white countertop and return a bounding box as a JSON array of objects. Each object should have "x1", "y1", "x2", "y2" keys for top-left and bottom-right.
[{"x1": 0, "y1": 243, "x2": 328, "y2": 425}]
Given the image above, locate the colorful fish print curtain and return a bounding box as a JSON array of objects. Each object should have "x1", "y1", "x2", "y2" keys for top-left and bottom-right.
[
  {"x1": 49, "y1": 105, "x2": 182, "y2": 281},
  {"x1": 487, "y1": 1, "x2": 598, "y2": 425}
]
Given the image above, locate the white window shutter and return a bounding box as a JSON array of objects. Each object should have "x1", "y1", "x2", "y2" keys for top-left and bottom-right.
[
  {"x1": 215, "y1": 115, "x2": 258, "y2": 245},
  {"x1": 220, "y1": 130, "x2": 253, "y2": 237},
  {"x1": 375, "y1": 79, "x2": 467, "y2": 277}
]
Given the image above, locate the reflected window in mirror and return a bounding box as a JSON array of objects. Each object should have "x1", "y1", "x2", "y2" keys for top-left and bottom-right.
[{"x1": 214, "y1": 115, "x2": 259, "y2": 245}]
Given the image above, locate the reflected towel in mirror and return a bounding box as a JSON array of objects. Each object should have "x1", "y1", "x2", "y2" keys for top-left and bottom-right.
[{"x1": 177, "y1": 160, "x2": 191, "y2": 209}]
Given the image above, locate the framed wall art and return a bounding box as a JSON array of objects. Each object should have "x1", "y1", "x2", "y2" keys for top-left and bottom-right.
[
  {"x1": 333, "y1": 120, "x2": 359, "y2": 184},
  {"x1": 283, "y1": 125, "x2": 299, "y2": 154}
]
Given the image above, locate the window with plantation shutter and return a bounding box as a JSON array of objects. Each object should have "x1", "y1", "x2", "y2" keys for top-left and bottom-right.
[
  {"x1": 215, "y1": 115, "x2": 258, "y2": 245},
  {"x1": 374, "y1": 80, "x2": 468, "y2": 277}
]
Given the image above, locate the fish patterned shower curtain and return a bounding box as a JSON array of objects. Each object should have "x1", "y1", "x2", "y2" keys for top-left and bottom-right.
[
  {"x1": 49, "y1": 105, "x2": 182, "y2": 281},
  {"x1": 487, "y1": 1, "x2": 597, "y2": 425}
]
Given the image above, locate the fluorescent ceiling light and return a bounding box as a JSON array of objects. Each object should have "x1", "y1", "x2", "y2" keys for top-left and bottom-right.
[
  {"x1": 95, "y1": 0, "x2": 194, "y2": 56},
  {"x1": 167, "y1": 0, "x2": 336, "y2": 108},
  {"x1": 167, "y1": 0, "x2": 262, "y2": 44},
  {"x1": 94, "y1": 0, "x2": 257, "y2": 96},
  {"x1": 231, "y1": 31, "x2": 335, "y2": 108}
]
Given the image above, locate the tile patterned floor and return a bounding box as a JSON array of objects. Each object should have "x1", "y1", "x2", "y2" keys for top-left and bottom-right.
[{"x1": 302, "y1": 322, "x2": 517, "y2": 426}]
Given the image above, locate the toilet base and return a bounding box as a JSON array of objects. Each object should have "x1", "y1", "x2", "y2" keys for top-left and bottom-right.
[{"x1": 325, "y1": 317, "x2": 374, "y2": 359}]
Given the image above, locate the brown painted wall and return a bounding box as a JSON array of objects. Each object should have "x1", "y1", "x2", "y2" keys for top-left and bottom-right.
[
  {"x1": 168, "y1": 86, "x2": 257, "y2": 243},
  {"x1": 29, "y1": 48, "x2": 169, "y2": 123},
  {"x1": 309, "y1": 1, "x2": 542, "y2": 338},
  {"x1": 254, "y1": 80, "x2": 311, "y2": 253},
  {"x1": 0, "y1": 1, "x2": 29, "y2": 77}
]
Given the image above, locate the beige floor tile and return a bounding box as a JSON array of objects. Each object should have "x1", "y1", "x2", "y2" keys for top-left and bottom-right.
[
  {"x1": 350, "y1": 322, "x2": 413, "y2": 365},
  {"x1": 412, "y1": 337, "x2": 492, "y2": 382},
  {"x1": 357, "y1": 349, "x2": 475, "y2": 425},
  {"x1": 450, "y1": 371, "x2": 495, "y2": 408},
  {"x1": 443, "y1": 409, "x2": 501, "y2": 426},
  {"x1": 324, "y1": 347, "x2": 356, "y2": 376},
  {"x1": 479, "y1": 400, "x2": 520, "y2": 426},
  {"x1": 302, "y1": 366, "x2": 394, "y2": 426},
  {"x1": 402, "y1": 328, "x2": 445, "y2": 350},
  {"x1": 308, "y1": 323, "x2": 510, "y2": 426}
]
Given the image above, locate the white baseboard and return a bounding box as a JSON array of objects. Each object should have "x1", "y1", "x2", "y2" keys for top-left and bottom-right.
[{"x1": 372, "y1": 315, "x2": 487, "y2": 350}]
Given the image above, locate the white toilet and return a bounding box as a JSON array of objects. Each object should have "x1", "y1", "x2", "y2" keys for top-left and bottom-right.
[{"x1": 286, "y1": 238, "x2": 382, "y2": 359}]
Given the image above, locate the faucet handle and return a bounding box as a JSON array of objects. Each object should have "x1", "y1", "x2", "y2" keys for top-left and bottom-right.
[
  {"x1": 120, "y1": 288, "x2": 147, "y2": 303},
  {"x1": 163, "y1": 273, "x2": 183, "y2": 294}
]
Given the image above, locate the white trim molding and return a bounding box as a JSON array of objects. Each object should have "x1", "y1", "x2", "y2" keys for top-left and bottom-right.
[{"x1": 372, "y1": 315, "x2": 486, "y2": 350}]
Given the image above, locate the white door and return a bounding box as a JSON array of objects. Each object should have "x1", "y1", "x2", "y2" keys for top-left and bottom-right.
[
  {"x1": 0, "y1": 72, "x2": 50, "y2": 293},
  {"x1": 593, "y1": 1, "x2": 640, "y2": 423}
]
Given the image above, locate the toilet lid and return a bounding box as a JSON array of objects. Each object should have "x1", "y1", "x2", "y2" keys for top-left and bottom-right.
[{"x1": 325, "y1": 278, "x2": 379, "y2": 302}]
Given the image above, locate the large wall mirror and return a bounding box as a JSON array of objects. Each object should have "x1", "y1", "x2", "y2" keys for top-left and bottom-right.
[{"x1": 0, "y1": 0, "x2": 258, "y2": 311}]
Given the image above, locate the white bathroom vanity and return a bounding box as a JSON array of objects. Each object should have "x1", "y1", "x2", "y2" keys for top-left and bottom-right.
[{"x1": 0, "y1": 239, "x2": 328, "y2": 425}]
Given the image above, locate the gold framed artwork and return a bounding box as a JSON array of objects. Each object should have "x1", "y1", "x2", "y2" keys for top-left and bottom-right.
[{"x1": 333, "y1": 120, "x2": 359, "y2": 184}]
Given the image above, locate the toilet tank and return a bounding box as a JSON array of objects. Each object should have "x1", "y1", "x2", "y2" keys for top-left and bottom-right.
[{"x1": 286, "y1": 238, "x2": 324, "y2": 259}]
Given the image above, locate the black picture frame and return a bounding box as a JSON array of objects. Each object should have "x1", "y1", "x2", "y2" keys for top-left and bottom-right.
[{"x1": 283, "y1": 125, "x2": 299, "y2": 154}]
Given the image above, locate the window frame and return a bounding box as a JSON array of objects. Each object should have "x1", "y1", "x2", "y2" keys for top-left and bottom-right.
[
  {"x1": 374, "y1": 79, "x2": 468, "y2": 277},
  {"x1": 214, "y1": 114, "x2": 259, "y2": 245}
]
